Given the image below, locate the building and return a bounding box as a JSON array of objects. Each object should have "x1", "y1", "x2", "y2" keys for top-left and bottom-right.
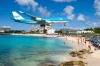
[
  {"x1": 60, "y1": 28, "x2": 79, "y2": 34},
  {"x1": 0, "y1": 30, "x2": 4, "y2": 33},
  {"x1": 47, "y1": 28, "x2": 55, "y2": 34},
  {"x1": 44, "y1": 25, "x2": 51, "y2": 30},
  {"x1": 0, "y1": 26, "x2": 11, "y2": 33},
  {"x1": 30, "y1": 25, "x2": 53, "y2": 34},
  {"x1": 30, "y1": 25, "x2": 44, "y2": 33},
  {"x1": 77, "y1": 30, "x2": 94, "y2": 34}
]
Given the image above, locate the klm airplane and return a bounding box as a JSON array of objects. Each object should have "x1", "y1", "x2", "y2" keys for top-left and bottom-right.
[{"x1": 11, "y1": 11, "x2": 70, "y2": 27}]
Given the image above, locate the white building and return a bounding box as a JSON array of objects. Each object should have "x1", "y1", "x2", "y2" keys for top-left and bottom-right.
[
  {"x1": 0, "y1": 26, "x2": 11, "y2": 33},
  {"x1": 77, "y1": 30, "x2": 94, "y2": 34},
  {"x1": 47, "y1": 28, "x2": 55, "y2": 34},
  {"x1": 60, "y1": 28, "x2": 79, "y2": 33},
  {"x1": 0, "y1": 30, "x2": 4, "y2": 33}
]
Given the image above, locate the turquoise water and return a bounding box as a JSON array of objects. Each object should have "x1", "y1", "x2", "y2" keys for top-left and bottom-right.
[{"x1": 0, "y1": 35, "x2": 72, "y2": 66}]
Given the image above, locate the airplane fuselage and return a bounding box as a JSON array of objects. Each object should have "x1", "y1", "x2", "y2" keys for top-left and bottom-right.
[{"x1": 11, "y1": 11, "x2": 70, "y2": 27}]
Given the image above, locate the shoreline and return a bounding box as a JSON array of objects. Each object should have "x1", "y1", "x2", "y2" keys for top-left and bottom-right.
[
  {"x1": 59, "y1": 35, "x2": 100, "y2": 66},
  {"x1": 1, "y1": 34, "x2": 100, "y2": 66}
]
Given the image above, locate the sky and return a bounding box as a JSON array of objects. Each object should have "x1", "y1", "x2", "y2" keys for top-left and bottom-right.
[{"x1": 0, "y1": 0, "x2": 100, "y2": 30}]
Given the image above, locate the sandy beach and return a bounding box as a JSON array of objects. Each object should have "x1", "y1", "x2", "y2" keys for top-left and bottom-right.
[
  {"x1": 59, "y1": 35, "x2": 100, "y2": 66},
  {"x1": 10, "y1": 34, "x2": 100, "y2": 66}
]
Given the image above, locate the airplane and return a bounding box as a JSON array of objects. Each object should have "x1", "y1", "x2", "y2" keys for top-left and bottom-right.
[{"x1": 11, "y1": 11, "x2": 71, "y2": 27}]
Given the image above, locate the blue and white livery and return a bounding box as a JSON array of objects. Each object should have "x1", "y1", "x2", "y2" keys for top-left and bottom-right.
[{"x1": 11, "y1": 11, "x2": 71, "y2": 26}]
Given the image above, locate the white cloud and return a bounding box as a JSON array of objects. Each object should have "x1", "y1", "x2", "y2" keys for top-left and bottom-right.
[
  {"x1": 92, "y1": 22, "x2": 100, "y2": 27},
  {"x1": 53, "y1": 0, "x2": 76, "y2": 2},
  {"x1": 16, "y1": 0, "x2": 38, "y2": 10},
  {"x1": 64, "y1": 6, "x2": 74, "y2": 15},
  {"x1": 38, "y1": 7, "x2": 51, "y2": 17},
  {"x1": 63, "y1": 5, "x2": 75, "y2": 20},
  {"x1": 86, "y1": 22, "x2": 100, "y2": 27},
  {"x1": 94, "y1": 0, "x2": 100, "y2": 17},
  {"x1": 67, "y1": 14, "x2": 75, "y2": 20},
  {"x1": 16, "y1": 0, "x2": 51, "y2": 17},
  {"x1": 77, "y1": 14, "x2": 85, "y2": 21}
]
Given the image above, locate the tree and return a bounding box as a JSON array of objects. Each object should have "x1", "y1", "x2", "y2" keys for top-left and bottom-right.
[
  {"x1": 84, "y1": 28, "x2": 93, "y2": 31},
  {"x1": 93, "y1": 28, "x2": 100, "y2": 33},
  {"x1": 55, "y1": 30, "x2": 62, "y2": 34}
]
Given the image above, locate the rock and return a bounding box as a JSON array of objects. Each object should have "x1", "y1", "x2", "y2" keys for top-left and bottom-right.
[{"x1": 59, "y1": 61, "x2": 86, "y2": 66}]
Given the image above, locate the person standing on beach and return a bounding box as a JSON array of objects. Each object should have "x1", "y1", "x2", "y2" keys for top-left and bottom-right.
[
  {"x1": 66, "y1": 36, "x2": 67, "y2": 40},
  {"x1": 88, "y1": 45, "x2": 91, "y2": 50},
  {"x1": 78, "y1": 38, "x2": 79, "y2": 45},
  {"x1": 81, "y1": 37, "x2": 82, "y2": 44},
  {"x1": 84, "y1": 41, "x2": 86, "y2": 45}
]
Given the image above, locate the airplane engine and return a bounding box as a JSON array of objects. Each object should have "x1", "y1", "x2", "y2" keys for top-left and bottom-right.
[
  {"x1": 36, "y1": 17, "x2": 42, "y2": 21},
  {"x1": 40, "y1": 24, "x2": 45, "y2": 27},
  {"x1": 64, "y1": 23, "x2": 68, "y2": 26},
  {"x1": 49, "y1": 24, "x2": 52, "y2": 26}
]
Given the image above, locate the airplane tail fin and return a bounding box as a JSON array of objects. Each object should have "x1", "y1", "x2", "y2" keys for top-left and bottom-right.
[{"x1": 12, "y1": 11, "x2": 24, "y2": 20}]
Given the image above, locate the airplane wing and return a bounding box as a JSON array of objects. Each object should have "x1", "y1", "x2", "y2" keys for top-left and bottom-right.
[
  {"x1": 19, "y1": 11, "x2": 70, "y2": 25},
  {"x1": 19, "y1": 11, "x2": 42, "y2": 21}
]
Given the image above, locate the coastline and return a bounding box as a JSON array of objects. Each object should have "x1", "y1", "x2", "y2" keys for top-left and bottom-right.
[
  {"x1": 10, "y1": 33, "x2": 47, "y2": 37},
  {"x1": 59, "y1": 35, "x2": 100, "y2": 66},
  {"x1": 2, "y1": 34, "x2": 100, "y2": 66}
]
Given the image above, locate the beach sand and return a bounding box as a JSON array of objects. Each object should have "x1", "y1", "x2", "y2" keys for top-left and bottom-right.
[{"x1": 59, "y1": 35, "x2": 100, "y2": 66}]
